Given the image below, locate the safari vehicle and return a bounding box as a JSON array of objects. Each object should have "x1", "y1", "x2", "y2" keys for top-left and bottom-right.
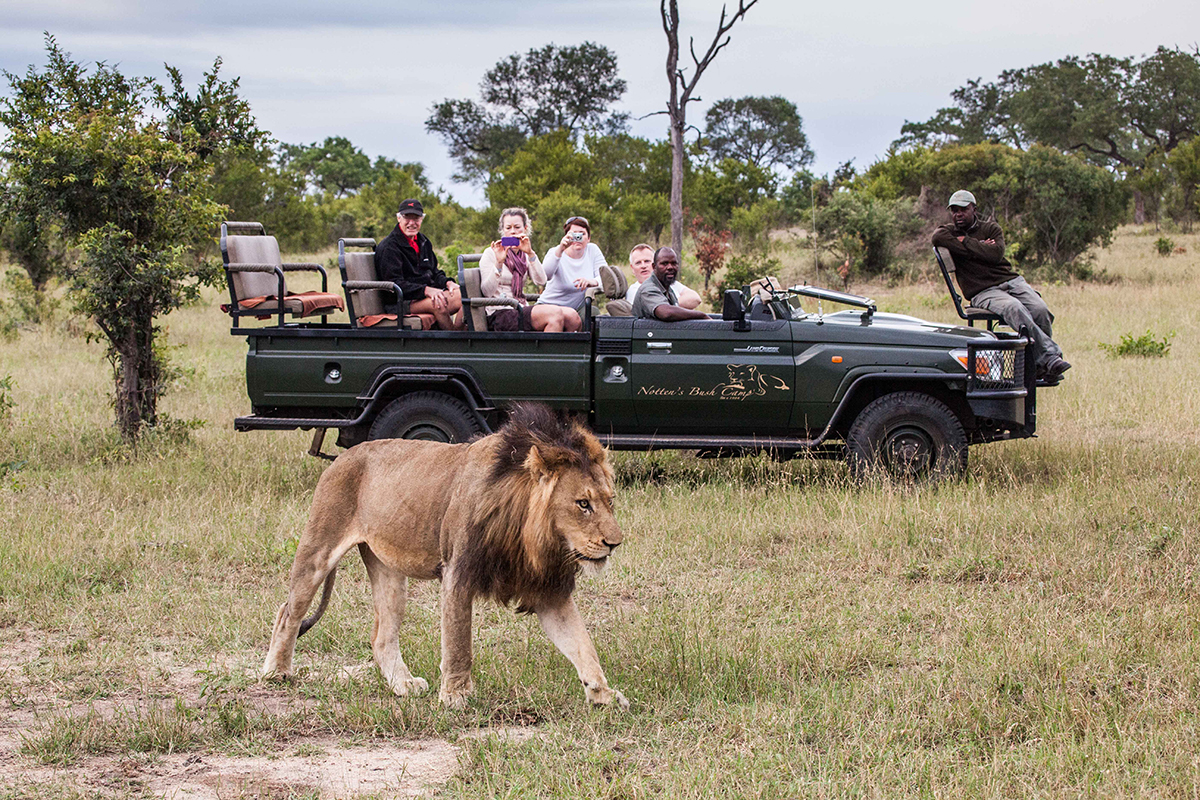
[{"x1": 222, "y1": 223, "x2": 1039, "y2": 480}]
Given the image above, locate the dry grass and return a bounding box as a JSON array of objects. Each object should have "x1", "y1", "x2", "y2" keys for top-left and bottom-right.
[{"x1": 1, "y1": 226, "x2": 1198, "y2": 797}]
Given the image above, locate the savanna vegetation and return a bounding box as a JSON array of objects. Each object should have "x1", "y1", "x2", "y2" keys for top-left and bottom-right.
[
  {"x1": 2, "y1": 28, "x2": 1200, "y2": 800},
  {"x1": 0, "y1": 223, "x2": 1197, "y2": 797}
]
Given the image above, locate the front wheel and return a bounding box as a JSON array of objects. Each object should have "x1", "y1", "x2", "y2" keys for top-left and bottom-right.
[
  {"x1": 368, "y1": 391, "x2": 483, "y2": 443},
  {"x1": 846, "y1": 392, "x2": 967, "y2": 481}
]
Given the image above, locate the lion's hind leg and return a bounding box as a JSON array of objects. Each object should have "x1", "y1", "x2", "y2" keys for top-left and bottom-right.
[
  {"x1": 262, "y1": 520, "x2": 361, "y2": 681},
  {"x1": 360, "y1": 543, "x2": 429, "y2": 697}
]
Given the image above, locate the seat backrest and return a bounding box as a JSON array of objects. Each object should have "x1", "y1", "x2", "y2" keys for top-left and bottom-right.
[
  {"x1": 933, "y1": 247, "x2": 968, "y2": 315},
  {"x1": 461, "y1": 266, "x2": 489, "y2": 331},
  {"x1": 225, "y1": 234, "x2": 283, "y2": 300},
  {"x1": 342, "y1": 250, "x2": 386, "y2": 318}
]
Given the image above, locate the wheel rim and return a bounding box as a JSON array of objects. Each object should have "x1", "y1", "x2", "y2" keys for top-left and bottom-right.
[
  {"x1": 400, "y1": 421, "x2": 454, "y2": 442},
  {"x1": 883, "y1": 425, "x2": 935, "y2": 476}
]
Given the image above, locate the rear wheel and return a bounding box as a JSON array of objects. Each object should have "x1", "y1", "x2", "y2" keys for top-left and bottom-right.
[
  {"x1": 846, "y1": 392, "x2": 967, "y2": 481},
  {"x1": 368, "y1": 391, "x2": 483, "y2": 443}
]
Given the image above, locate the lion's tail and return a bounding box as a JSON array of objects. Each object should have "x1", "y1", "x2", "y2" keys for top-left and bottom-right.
[{"x1": 297, "y1": 568, "x2": 337, "y2": 639}]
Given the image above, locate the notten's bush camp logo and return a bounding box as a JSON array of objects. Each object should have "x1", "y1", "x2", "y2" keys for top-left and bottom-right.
[{"x1": 638, "y1": 364, "x2": 790, "y2": 401}]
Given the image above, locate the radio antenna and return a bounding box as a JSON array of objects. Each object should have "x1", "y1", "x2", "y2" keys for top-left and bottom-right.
[{"x1": 810, "y1": 184, "x2": 819, "y2": 287}]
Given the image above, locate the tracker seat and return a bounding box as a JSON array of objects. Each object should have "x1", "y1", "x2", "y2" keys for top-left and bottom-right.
[{"x1": 934, "y1": 247, "x2": 1003, "y2": 330}]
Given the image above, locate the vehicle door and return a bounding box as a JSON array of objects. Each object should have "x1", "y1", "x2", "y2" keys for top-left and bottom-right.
[{"x1": 628, "y1": 318, "x2": 794, "y2": 434}]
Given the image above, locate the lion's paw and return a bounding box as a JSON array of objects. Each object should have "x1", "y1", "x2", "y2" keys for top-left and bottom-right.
[
  {"x1": 392, "y1": 676, "x2": 430, "y2": 697},
  {"x1": 585, "y1": 684, "x2": 630, "y2": 710},
  {"x1": 438, "y1": 688, "x2": 470, "y2": 710},
  {"x1": 260, "y1": 668, "x2": 293, "y2": 684}
]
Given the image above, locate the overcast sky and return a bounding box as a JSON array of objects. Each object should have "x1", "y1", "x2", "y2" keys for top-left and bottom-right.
[{"x1": 2, "y1": 0, "x2": 1197, "y2": 206}]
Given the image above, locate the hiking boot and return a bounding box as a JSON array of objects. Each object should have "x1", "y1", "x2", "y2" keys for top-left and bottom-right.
[{"x1": 1046, "y1": 357, "x2": 1072, "y2": 376}]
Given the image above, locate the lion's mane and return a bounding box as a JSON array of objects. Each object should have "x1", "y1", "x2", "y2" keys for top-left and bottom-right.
[{"x1": 456, "y1": 404, "x2": 613, "y2": 613}]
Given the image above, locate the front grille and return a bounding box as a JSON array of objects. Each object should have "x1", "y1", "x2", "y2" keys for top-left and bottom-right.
[{"x1": 966, "y1": 342, "x2": 1025, "y2": 394}]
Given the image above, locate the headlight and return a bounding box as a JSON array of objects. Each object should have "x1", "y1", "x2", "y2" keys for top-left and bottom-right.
[{"x1": 950, "y1": 348, "x2": 1004, "y2": 381}]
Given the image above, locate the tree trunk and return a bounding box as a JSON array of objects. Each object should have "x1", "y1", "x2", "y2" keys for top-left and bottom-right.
[
  {"x1": 112, "y1": 317, "x2": 159, "y2": 442},
  {"x1": 1133, "y1": 189, "x2": 1146, "y2": 225},
  {"x1": 670, "y1": 121, "x2": 685, "y2": 255}
]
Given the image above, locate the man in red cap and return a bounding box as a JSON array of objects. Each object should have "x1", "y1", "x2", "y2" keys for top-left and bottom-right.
[{"x1": 374, "y1": 198, "x2": 462, "y2": 330}]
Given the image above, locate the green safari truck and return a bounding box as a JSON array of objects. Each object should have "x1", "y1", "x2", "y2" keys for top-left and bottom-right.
[{"x1": 231, "y1": 254, "x2": 1038, "y2": 480}]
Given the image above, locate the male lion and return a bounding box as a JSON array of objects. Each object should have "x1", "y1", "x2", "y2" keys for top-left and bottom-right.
[{"x1": 262, "y1": 404, "x2": 628, "y2": 710}]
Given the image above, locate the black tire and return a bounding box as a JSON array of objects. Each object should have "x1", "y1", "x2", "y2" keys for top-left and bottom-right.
[
  {"x1": 368, "y1": 391, "x2": 483, "y2": 443},
  {"x1": 846, "y1": 392, "x2": 967, "y2": 481}
]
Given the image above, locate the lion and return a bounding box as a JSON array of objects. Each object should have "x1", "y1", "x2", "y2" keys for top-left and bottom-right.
[{"x1": 261, "y1": 404, "x2": 628, "y2": 710}]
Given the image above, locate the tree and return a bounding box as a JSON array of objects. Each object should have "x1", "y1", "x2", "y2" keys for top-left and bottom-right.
[
  {"x1": 427, "y1": 43, "x2": 627, "y2": 184},
  {"x1": 660, "y1": 0, "x2": 760, "y2": 255},
  {"x1": 0, "y1": 37, "x2": 250, "y2": 441},
  {"x1": 281, "y1": 136, "x2": 374, "y2": 197},
  {"x1": 895, "y1": 47, "x2": 1200, "y2": 222},
  {"x1": 1164, "y1": 137, "x2": 1200, "y2": 231},
  {"x1": 702, "y1": 95, "x2": 814, "y2": 174}
]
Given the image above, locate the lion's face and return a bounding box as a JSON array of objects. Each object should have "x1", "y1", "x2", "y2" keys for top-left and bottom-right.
[
  {"x1": 549, "y1": 464, "x2": 622, "y2": 577},
  {"x1": 726, "y1": 364, "x2": 756, "y2": 389}
]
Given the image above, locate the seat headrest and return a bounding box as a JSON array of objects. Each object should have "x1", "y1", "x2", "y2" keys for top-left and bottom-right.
[{"x1": 598, "y1": 265, "x2": 628, "y2": 298}]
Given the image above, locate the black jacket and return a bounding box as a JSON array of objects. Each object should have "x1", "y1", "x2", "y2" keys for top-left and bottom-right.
[{"x1": 374, "y1": 226, "x2": 449, "y2": 311}]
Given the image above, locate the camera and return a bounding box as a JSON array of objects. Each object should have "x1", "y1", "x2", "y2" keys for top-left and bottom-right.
[
  {"x1": 500, "y1": 236, "x2": 520, "y2": 247},
  {"x1": 569, "y1": 232, "x2": 585, "y2": 242}
]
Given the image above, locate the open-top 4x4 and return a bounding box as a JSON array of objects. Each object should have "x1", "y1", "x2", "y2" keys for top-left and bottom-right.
[{"x1": 225, "y1": 228, "x2": 1038, "y2": 480}]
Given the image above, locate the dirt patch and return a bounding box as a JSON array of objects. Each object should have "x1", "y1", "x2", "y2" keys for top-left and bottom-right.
[
  {"x1": 0, "y1": 627, "x2": 540, "y2": 798},
  {"x1": 7, "y1": 736, "x2": 460, "y2": 798}
]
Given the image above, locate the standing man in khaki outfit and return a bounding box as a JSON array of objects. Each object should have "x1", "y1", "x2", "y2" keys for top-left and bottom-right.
[{"x1": 932, "y1": 190, "x2": 1071, "y2": 382}]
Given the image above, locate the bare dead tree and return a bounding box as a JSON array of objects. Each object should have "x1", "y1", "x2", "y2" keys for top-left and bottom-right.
[{"x1": 660, "y1": 0, "x2": 760, "y2": 254}]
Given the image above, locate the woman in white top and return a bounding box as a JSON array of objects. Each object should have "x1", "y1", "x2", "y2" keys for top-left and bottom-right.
[
  {"x1": 479, "y1": 207, "x2": 574, "y2": 332},
  {"x1": 537, "y1": 216, "x2": 606, "y2": 328}
]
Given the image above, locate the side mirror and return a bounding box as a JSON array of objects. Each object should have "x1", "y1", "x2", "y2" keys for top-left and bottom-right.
[{"x1": 722, "y1": 289, "x2": 750, "y2": 331}]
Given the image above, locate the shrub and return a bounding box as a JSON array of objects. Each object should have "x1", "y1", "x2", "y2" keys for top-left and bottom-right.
[
  {"x1": 1154, "y1": 236, "x2": 1175, "y2": 256},
  {"x1": 814, "y1": 193, "x2": 911, "y2": 277},
  {"x1": 689, "y1": 215, "x2": 731, "y2": 292},
  {"x1": 1099, "y1": 330, "x2": 1174, "y2": 358},
  {"x1": 709, "y1": 254, "x2": 782, "y2": 307}
]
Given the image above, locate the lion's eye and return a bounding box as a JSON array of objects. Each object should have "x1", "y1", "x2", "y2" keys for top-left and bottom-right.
[{"x1": 576, "y1": 499, "x2": 592, "y2": 512}]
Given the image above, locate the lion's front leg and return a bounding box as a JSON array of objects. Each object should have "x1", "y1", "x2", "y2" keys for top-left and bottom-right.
[
  {"x1": 438, "y1": 564, "x2": 475, "y2": 709},
  {"x1": 535, "y1": 597, "x2": 629, "y2": 710}
]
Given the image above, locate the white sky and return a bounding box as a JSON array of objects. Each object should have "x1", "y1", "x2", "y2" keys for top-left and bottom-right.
[{"x1": 2, "y1": 0, "x2": 1198, "y2": 206}]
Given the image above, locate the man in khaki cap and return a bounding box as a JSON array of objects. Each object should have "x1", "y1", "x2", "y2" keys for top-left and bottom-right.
[{"x1": 932, "y1": 190, "x2": 1070, "y2": 382}]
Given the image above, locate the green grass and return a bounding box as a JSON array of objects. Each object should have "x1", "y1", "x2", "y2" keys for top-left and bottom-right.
[{"x1": 1, "y1": 225, "x2": 1199, "y2": 797}]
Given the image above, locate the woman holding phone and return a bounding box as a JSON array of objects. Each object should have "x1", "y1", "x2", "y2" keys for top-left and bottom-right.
[
  {"x1": 537, "y1": 215, "x2": 605, "y2": 329},
  {"x1": 479, "y1": 207, "x2": 574, "y2": 332}
]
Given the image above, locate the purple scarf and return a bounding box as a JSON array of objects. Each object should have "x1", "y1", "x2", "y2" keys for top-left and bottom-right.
[{"x1": 505, "y1": 248, "x2": 529, "y2": 305}]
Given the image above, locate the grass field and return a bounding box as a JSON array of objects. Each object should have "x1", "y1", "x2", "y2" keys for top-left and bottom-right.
[{"x1": 0, "y1": 225, "x2": 1197, "y2": 798}]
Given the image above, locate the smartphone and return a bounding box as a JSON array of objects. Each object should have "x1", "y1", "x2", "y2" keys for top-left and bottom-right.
[
  {"x1": 500, "y1": 236, "x2": 520, "y2": 247},
  {"x1": 569, "y1": 232, "x2": 584, "y2": 242}
]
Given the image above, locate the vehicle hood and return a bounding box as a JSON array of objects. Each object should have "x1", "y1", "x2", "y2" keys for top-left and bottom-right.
[{"x1": 798, "y1": 310, "x2": 998, "y2": 345}]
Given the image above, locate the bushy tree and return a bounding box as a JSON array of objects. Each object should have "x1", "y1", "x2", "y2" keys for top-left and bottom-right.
[
  {"x1": 427, "y1": 43, "x2": 627, "y2": 184},
  {"x1": 702, "y1": 95, "x2": 814, "y2": 175},
  {"x1": 815, "y1": 193, "x2": 909, "y2": 276},
  {"x1": 1007, "y1": 146, "x2": 1128, "y2": 267},
  {"x1": 1165, "y1": 137, "x2": 1200, "y2": 231},
  {"x1": 281, "y1": 136, "x2": 374, "y2": 197},
  {"x1": 860, "y1": 143, "x2": 1126, "y2": 269},
  {"x1": 896, "y1": 46, "x2": 1200, "y2": 222},
  {"x1": 0, "y1": 37, "x2": 241, "y2": 441}
]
